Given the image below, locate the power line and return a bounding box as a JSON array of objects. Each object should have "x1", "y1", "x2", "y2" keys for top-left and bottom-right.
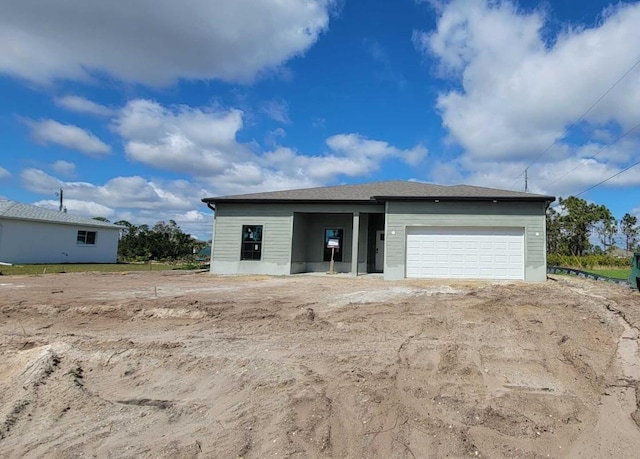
[
  {"x1": 542, "y1": 119, "x2": 640, "y2": 190},
  {"x1": 550, "y1": 158, "x2": 640, "y2": 208},
  {"x1": 510, "y1": 53, "x2": 640, "y2": 188}
]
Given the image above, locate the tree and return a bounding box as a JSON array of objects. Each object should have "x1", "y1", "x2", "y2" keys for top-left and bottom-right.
[
  {"x1": 620, "y1": 213, "x2": 639, "y2": 252},
  {"x1": 115, "y1": 219, "x2": 199, "y2": 261},
  {"x1": 555, "y1": 196, "x2": 613, "y2": 256},
  {"x1": 92, "y1": 216, "x2": 111, "y2": 223},
  {"x1": 546, "y1": 206, "x2": 564, "y2": 253},
  {"x1": 594, "y1": 212, "x2": 617, "y2": 253}
]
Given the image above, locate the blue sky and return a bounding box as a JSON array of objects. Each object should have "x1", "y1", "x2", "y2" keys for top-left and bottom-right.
[{"x1": 1, "y1": 0, "x2": 640, "y2": 240}]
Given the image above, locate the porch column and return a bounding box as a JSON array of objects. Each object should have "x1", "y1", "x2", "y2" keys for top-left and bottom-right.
[{"x1": 351, "y1": 212, "x2": 360, "y2": 276}]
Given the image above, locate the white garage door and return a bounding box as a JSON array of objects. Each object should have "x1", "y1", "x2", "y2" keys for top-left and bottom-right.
[{"x1": 406, "y1": 227, "x2": 525, "y2": 280}]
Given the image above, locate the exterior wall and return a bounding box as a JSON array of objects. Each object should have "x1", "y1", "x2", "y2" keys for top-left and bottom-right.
[
  {"x1": 211, "y1": 203, "x2": 382, "y2": 275},
  {"x1": 211, "y1": 204, "x2": 293, "y2": 275},
  {"x1": 384, "y1": 201, "x2": 547, "y2": 282},
  {"x1": 290, "y1": 213, "x2": 309, "y2": 274},
  {"x1": 0, "y1": 219, "x2": 120, "y2": 264}
]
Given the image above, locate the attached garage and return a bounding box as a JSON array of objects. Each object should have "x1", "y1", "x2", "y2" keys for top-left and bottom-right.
[{"x1": 405, "y1": 227, "x2": 525, "y2": 280}]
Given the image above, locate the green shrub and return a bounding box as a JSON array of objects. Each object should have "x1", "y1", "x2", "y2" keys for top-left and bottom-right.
[{"x1": 547, "y1": 253, "x2": 631, "y2": 269}]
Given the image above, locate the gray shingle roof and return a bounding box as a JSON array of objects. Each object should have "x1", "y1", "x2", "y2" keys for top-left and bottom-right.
[
  {"x1": 0, "y1": 201, "x2": 123, "y2": 228},
  {"x1": 202, "y1": 180, "x2": 555, "y2": 203}
]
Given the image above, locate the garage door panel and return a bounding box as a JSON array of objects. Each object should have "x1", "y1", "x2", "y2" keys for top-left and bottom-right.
[{"x1": 406, "y1": 227, "x2": 525, "y2": 280}]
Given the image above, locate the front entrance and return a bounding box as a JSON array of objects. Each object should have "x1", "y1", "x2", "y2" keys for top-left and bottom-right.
[{"x1": 375, "y1": 230, "x2": 385, "y2": 271}]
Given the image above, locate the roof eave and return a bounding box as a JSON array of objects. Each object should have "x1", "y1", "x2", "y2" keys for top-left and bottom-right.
[
  {"x1": 202, "y1": 198, "x2": 383, "y2": 205},
  {"x1": 372, "y1": 195, "x2": 556, "y2": 202},
  {"x1": 0, "y1": 215, "x2": 123, "y2": 229}
]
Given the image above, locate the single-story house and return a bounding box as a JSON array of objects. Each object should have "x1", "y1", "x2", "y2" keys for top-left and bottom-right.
[
  {"x1": 0, "y1": 200, "x2": 122, "y2": 264},
  {"x1": 202, "y1": 180, "x2": 555, "y2": 281}
]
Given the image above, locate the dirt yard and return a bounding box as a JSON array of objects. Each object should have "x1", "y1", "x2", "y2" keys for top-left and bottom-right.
[{"x1": 1, "y1": 271, "x2": 639, "y2": 458}]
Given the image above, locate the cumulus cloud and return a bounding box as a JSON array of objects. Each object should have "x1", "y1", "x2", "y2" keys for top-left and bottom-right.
[
  {"x1": 0, "y1": 0, "x2": 333, "y2": 86},
  {"x1": 415, "y1": 0, "x2": 640, "y2": 161},
  {"x1": 0, "y1": 166, "x2": 10, "y2": 178},
  {"x1": 261, "y1": 134, "x2": 427, "y2": 183},
  {"x1": 26, "y1": 119, "x2": 111, "y2": 156},
  {"x1": 51, "y1": 160, "x2": 76, "y2": 177},
  {"x1": 21, "y1": 168, "x2": 214, "y2": 238},
  {"x1": 55, "y1": 95, "x2": 114, "y2": 116},
  {"x1": 33, "y1": 198, "x2": 116, "y2": 219},
  {"x1": 20, "y1": 168, "x2": 202, "y2": 211},
  {"x1": 114, "y1": 99, "x2": 428, "y2": 194},
  {"x1": 414, "y1": 0, "x2": 640, "y2": 196},
  {"x1": 114, "y1": 99, "x2": 252, "y2": 176}
]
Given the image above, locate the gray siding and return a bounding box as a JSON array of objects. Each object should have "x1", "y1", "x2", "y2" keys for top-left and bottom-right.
[
  {"x1": 211, "y1": 204, "x2": 293, "y2": 275},
  {"x1": 211, "y1": 202, "x2": 382, "y2": 275},
  {"x1": 384, "y1": 201, "x2": 547, "y2": 281}
]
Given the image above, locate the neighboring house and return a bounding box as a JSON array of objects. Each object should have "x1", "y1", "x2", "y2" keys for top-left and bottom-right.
[
  {"x1": 0, "y1": 200, "x2": 122, "y2": 264},
  {"x1": 202, "y1": 180, "x2": 555, "y2": 281}
]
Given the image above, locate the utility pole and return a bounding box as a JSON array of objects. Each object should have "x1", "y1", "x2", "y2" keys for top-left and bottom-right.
[
  {"x1": 56, "y1": 188, "x2": 64, "y2": 211},
  {"x1": 524, "y1": 169, "x2": 528, "y2": 192}
]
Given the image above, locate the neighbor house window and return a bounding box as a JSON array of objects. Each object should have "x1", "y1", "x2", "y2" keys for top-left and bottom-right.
[
  {"x1": 323, "y1": 228, "x2": 343, "y2": 262},
  {"x1": 241, "y1": 225, "x2": 263, "y2": 260},
  {"x1": 77, "y1": 230, "x2": 97, "y2": 245}
]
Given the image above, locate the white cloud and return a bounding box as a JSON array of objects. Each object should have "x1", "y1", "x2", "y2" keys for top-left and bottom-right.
[
  {"x1": 261, "y1": 99, "x2": 291, "y2": 124},
  {"x1": 0, "y1": 166, "x2": 10, "y2": 178},
  {"x1": 51, "y1": 160, "x2": 76, "y2": 177},
  {"x1": 33, "y1": 198, "x2": 116, "y2": 219},
  {"x1": 414, "y1": 0, "x2": 640, "y2": 195},
  {"x1": 26, "y1": 119, "x2": 111, "y2": 156},
  {"x1": 0, "y1": 0, "x2": 333, "y2": 86},
  {"x1": 114, "y1": 99, "x2": 252, "y2": 176},
  {"x1": 262, "y1": 134, "x2": 427, "y2": 183},
  {"x1": 414, "y1": 0, "x2": 640, "y2": 159},
  {"x1": 55, "y1": 95, "x2": 114, "y2": 116},
  {"x1": 115, "y1": 99, "x2": 427, "y2": 194},
  {"x1": 18, "y1": 168, "x2": 215, "y2": 238},
  {"x1": 20, "y1": 168, "x2": 203, "y2": 211}
]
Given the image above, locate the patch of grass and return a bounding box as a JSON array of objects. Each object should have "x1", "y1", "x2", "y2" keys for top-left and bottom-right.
[
  {"x1": 584, "y1": 268, "x2": 631, "y2": 280},
  {"x1": 0, "y1": 262, "x2": 180, "y2": 276}
]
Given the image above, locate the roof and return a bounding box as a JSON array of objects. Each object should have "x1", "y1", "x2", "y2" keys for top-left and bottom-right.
[
  {"x1": 0, "y1": 200, "x2": 123, "y2": 229},
  {"x1": 202, "y1": 180, "x2": 555, "y2": 205}
]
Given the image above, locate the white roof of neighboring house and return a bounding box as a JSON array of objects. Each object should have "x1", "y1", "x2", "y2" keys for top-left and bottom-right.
[{"x1": 0, "y1": 200, "x2": 122, "y2": 229}]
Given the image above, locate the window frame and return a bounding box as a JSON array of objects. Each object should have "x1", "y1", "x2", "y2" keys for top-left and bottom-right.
[
  {"x1": 240, "y1": 224, "x2": 263, "y2": 261},
  {"x1": 323, "y1": 228, "x2": 344, "y2": 262},
  {"x1": 77, "y1": 230, "x2": 97, "y2": 246}
]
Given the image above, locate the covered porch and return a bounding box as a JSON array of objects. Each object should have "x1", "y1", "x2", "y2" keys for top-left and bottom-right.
[{"x1": 290, "y1": 211, "x2": 385, "y2": 275}]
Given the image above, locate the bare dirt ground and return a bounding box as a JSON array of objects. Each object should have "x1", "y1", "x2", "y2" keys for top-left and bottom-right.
[{"x1": 1, "y1": 271, "x2": 639, "y2": 458}]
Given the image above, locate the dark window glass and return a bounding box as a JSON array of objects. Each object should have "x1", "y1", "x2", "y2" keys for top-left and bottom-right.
[
  {"x1": 241, "y1": 225, "x2": 263, "y2": 260},
  {"x1": 77, "y1": 230, "x2": 97, "y2": 245},
  {"x1": 323, "y1": 228, "x2": 343, "y2": 262}
]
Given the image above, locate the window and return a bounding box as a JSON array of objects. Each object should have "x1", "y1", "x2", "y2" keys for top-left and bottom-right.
[
  {"x1": 77, "y1": 230, "x2": 97, "y2": 245},
  {"x1": 241, "y1": 225, "x2": 263, "y2": 260},
  {"x1": 323, "y1": 228, "x2": 343, "y2": 262}
]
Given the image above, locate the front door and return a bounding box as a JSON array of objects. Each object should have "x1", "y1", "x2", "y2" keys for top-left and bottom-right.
[{"x1": 375, "y1": 230, "x2": 385, "y2": 271}]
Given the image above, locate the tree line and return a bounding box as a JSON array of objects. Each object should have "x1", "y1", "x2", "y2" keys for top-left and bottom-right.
[
  {"x1": 94, "y1": 218, "x2": 208, "y2": 261},
  {"x1": 546, "y1": 196, "x2": 639, "y2": 256}
]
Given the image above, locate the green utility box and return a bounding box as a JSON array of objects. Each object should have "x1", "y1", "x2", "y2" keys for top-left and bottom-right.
[{"x1": 630, "y1": 253, "x2": 640, "y2": 291}]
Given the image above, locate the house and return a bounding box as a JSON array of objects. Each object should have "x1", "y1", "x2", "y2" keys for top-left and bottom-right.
[
  {"x1": 201, "y1": 181, "x2": 555, "y2": 281},
  {"x1": 0, "y1": 200, "x2": 122, "y2": 264}
]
